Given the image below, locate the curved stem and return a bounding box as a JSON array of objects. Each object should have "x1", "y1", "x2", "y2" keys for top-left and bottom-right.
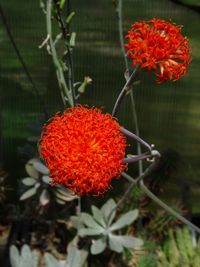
[
  {"x1": 123, "y1": 152, "x2": 151, "y2": 164},
  {"x1": 46, "y1": 0, "x2": 74, "y2": 107},
  {"x1": 120, "y1": 127, "x2": 152, "y2": 153},
  {"x1": 112, "y1": 67, "x2": 138, "y2": 117}
]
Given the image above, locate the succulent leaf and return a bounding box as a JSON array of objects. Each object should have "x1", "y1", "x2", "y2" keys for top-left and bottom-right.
[
  {"x1": 111, "y1": 235, "x2": 143, "y2": 249},
  {"x1": 10, "y1": 245, "x2": 20, "y2": 267},
  {"x1": 101, "y1": 198, "x2": 116, "y2": 224},
  {"x1": 79, "y1": 227, "x2": 104, "y2": 237},
  {"x1": 80, "y1": 212, "x2": 104, "y2": 230},
  {"x1": 91, "y1": 205, "x2": 106, "y2": 227},
  {"x1": 109, "y1": 209, "x2": 138, "y2": 231},
  {"x1": 39, "y1": 189, "x2": 50, "y2": 206},
  {"x1": 91, "y1": 238, "x2": 106, "y2": 255},
  {"x1": 25, "y1": 159, "x2": 39, "y2": 179},
  {"x1": 33, "y1": 161, "x2": 49, "y2": 175},
  {"x1": 20, "y1": 187, "x2": 38, "y2": 201},
  {"x1": 66, "y1": 239, "x2": 88, "y2": 267},
  {"x1": 108, "y1": 234, "x2": 123, "y2": 253},
  {"x1": 44, "y1": 253, "x2": 60, "y2": 267},
  {"x1": 42, "y1": 175, "x2": 52, "y2": 184},
  {"x1": 21, "y1": 177, "x2": 37, "y2": 186}
]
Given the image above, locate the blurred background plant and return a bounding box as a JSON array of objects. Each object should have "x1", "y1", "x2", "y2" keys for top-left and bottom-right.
[{"x1": 125, "y1": 227, "x2": 200, "y2": 267}]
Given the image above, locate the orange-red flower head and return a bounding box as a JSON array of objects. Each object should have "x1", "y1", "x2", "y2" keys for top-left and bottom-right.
[
  {"x1": 125, "y1": 18, "x2": 191, "y2": 83},
  {"x1": 39, "y1": 105, "x2": 127, "y2": 196}
]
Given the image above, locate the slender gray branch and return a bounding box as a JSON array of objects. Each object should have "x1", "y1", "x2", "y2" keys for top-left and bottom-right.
[
  {"x1": 115, "y1": 0, "x2": 143, "y2": 175},
  {"x1": 112, "y1": 66, "x2": 139, "y2": 117},
  {"x1": 122, "y1": 170, "x2": 200, "y2": 234},
  {"x1": 108, "y1": 159, "x2": 160, "y2": 223}
]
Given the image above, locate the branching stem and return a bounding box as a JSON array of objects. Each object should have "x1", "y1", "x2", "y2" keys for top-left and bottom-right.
[
  {"x1": 53, "y1": 0, "x2": 76, "y2": 104},
  {"x1": 46, "y1": 0, "x2": 74, "y2": 107}
]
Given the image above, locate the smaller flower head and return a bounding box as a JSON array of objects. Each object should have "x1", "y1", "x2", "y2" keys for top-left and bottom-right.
[
  {"x1": 39, "y1": 105, "x2": 127, "y2": 196},
  {"x1": 125, "y1": 18, "x2": 191, "y2": 83}
]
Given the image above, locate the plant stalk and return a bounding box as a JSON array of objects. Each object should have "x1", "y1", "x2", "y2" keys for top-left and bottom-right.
[
  {"x1": 46, "y1": 0, "x2": 74, "y2": 107},
  {"x1": 115, "y1": 0, "x2": 143, "y2": 175}
]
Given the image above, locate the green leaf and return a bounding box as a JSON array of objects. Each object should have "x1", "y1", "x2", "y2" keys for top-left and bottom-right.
[
  {"x1": 66, "y1": 245, "x2": 80, "y2": 267},
  {"x1": 20, "y1": 186, "x2": 38, "y2": 201},
  {"x1": 60, "y1": 60, "x2": 68, "y2": 72},
  {"x1": 42, "y1": 175, "x2": 52, "y2": 184},
  {"x1": 56, "y1": 198, "x2": 66, "y2": 205},
  {"x1": 91, "y1": 238, "x2": 106, "y2": 255},
  {"x1": 80, "y1": 212, "x2": 104, "y2": 230},
  {"x1": 91, "y1": 205, "x2": 106, "y2": 227},
  {"x1": 79, "y1": 227, "x2": 104, "y2": 237},
  {"x1": 108, "y1": 234, "x2": 123, "y2": 253},
  {"x1": 55, "y1": 190, "x2": 77, "y2": 202},
  {"x1": 22, "y1": 177, "x2": 37, "y2": 186},
  {"x1": 110, "y1": 235, "x2": 143, "y2": 249},
  {"x1": 9, "y1": 245, "x2": 20, "y2": 267},
  {"x1": 59, "y1": 0, "x2": 66, "y2": 9},
  {"x1": 69, "y1": 32, "x2": 76, "y2": 47},
  {"x1": 33, "y1": 161, "x2": 49, "y2": 175},
  {"x1": 66, "y1": 242, "x2": 88, "y2": 267},
  {"x1": 44, "y1": 253, "x2": 60, "y2": 267},
  {"x1": 32, "y1": 251, "x2": 39, "y2": 267},
  {"x1": 109, "y1": 209, "x2": 138, "y2": 231},
  {"x1": 25, "y1": 159, "x2": 39, "y2": 179},
  {"x1": 39, "y1": 189, "x2": 50, "y2": 206},
  {"x1": 77, "y1": 77, "x2": 92, "y2": 94},
  {"x1": 66, "y1": 11, "x2": 75, "y2": 24},
  {"x1": 70, "y1": 216, "x2": 84, "y2": 230},
  {"x1": 101, "y1": 198, "x2": 116, "y2": 224},
  {"x1": 21, "y1": 245, "x2": 32, "y2": 266}
]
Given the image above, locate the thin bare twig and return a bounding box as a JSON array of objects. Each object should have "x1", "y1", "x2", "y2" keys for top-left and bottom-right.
[
  {"x1": 122, "y1": 170, "x2": 200, "y2": 234},
  {"x1": 108, "y1": 159, "x2": 160, "y2": 223},
  {"x1": 112, "y1": 66, "x2": 139, "y2": 117}
]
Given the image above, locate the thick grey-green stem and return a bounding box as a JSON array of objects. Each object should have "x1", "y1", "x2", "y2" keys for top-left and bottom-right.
[{"x1": 46, "y1": 0, "x2": 74, "y2": 107}]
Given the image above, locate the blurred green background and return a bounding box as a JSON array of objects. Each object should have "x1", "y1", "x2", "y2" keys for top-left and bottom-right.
[{"x1": 0, "y1": 0, "x2": 199, "y2": 211}]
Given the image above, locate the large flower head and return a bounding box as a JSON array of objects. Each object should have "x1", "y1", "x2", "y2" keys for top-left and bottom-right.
[
  {"x1": 39, "y1": 105, "x2": 127, "y2": 195},
  {"x1": 125, "y1": 18, "x2": 191, "y2": 83}
]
